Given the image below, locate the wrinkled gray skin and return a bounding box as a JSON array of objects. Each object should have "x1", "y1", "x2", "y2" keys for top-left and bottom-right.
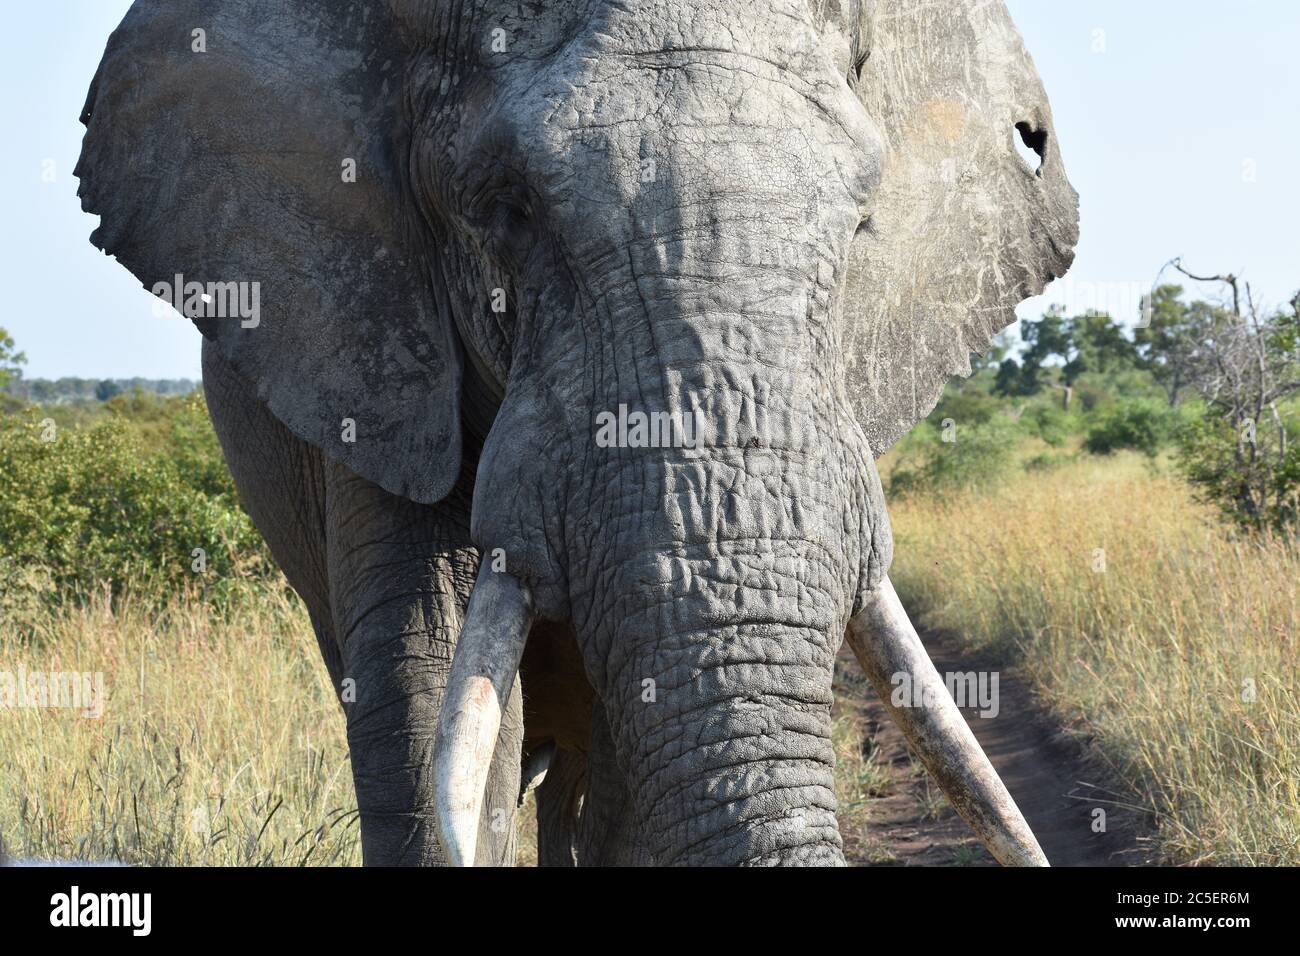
[{"x1": 78, "y1": 0, "x2": 1077, "y2": 865}]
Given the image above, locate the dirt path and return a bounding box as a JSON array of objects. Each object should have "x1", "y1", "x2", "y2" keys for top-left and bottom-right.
[{"x1": 836, "y1": 631, "x2": 1153, "y2": 867}]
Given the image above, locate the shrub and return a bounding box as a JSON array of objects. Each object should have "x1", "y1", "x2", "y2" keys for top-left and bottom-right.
[
  {"x1": 1084, "y1": 399, "x2": 1175, "y2": 457},
  {"x1": 0, "y1": 400, "x2": 270, "y2": 606},
  {"x1": 888, "y1": 417, "x2": 1021, "y2": 498},
  {"x1": 1176, "y1": 410, "x2": 1300, "y2": 533},
  {"x1": 1023, "y1": 403, "x2": 1073, "y2": 447},
  {"x1": 1074, "y1": 380, "x2": 1114, "y2": 413},
  {"x1": 929, "y1": 388, "x2": 1001, "y2": 429}
]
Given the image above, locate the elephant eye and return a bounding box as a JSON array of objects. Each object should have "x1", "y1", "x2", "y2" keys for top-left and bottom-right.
[
  {"x1": 501, "y1": 200, "x2": 533, "y2": 233},
  {"x1": 849, "y1": 48, "x2": 870, "y2": 87},
  {"x1": 490, "y1": 198, "x2": 539, "y2": 268}
]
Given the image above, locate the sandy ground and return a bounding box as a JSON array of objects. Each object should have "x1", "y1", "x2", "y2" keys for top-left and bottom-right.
[{"x1": 837, "y1": 630, "x2": 1155, "y2": 867}]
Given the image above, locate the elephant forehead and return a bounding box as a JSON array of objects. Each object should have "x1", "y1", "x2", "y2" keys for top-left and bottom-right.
[
  {"x1": 504, "y1": 47, "x2": 880, "y2": 229},
  {"x1": 578, "y1": 0, "x2": 826, "y2": 62},
  {"x1": 477, "y1": 0, "x2": 829, "y2": 61}
]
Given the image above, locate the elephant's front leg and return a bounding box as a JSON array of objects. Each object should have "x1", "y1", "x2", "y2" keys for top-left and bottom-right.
[{"x1": 325, "y1": 464, "x2": 523, "y2": 865}]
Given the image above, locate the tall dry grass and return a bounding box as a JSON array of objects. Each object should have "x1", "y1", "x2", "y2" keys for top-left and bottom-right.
[
  {"x1": 0, "y1": 582, "x2": 360, "y2": 865},
  {"x1": 887, "y1": 452, "x2": 1300, "y2": 864}
]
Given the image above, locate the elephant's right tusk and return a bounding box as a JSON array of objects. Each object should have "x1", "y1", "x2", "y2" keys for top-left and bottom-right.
[
  {"x1": 433, "y1": 563, "x2": 534, "y2": 867},
  {"x1": 845, "y1": 576, "x2": 1049, "y2": 866}
]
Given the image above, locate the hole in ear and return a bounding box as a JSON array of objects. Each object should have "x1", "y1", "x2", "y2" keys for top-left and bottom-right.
[{"x1": 1014, "y1": 122, "x2": 1047, "y2": 175}]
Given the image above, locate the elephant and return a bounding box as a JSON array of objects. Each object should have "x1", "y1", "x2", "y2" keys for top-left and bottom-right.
[{"x1": 76, "y1": 0, "x2": 1078, "y2": 866}]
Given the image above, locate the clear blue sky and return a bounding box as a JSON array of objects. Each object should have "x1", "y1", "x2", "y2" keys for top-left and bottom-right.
[{"x1": 2, "y1": 1, "x2": 1297, "y2": 378}]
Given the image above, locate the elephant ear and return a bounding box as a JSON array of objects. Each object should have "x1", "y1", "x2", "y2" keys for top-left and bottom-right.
[
  {"x1": 842, "y1": 0, "x2": 1079, "y2": 456},
  {"x1": 76, "y1": 0, "x2": 461, "y2": 504}
]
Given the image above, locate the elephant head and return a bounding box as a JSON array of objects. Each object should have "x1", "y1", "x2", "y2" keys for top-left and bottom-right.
[{"x1": 78, "y1": 0, "x2": 1077, "y2": 865}]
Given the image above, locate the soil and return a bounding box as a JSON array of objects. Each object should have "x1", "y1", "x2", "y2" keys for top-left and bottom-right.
[{"x1": 836, "y1": 630, "x2": 1156, "y2": 867}]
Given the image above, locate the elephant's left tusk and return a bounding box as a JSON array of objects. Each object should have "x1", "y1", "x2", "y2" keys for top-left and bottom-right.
[
  {"x1": 433, "y1": 563, "x2": 534, "y2": 867},
  {"x1": 844, "y1": 576, "x2": 1049, "y2": 867},
  {"x1": 519, "y1": 740, "x2": 556, "y2": 805}
]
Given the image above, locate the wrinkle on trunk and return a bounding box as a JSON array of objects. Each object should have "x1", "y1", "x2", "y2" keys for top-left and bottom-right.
[
  {"x1": 570, "y1": 431, "x2": 860, "y2": 864},
  {"x1": 605, "y1": 619, "x2": 845, "y2": 866}
]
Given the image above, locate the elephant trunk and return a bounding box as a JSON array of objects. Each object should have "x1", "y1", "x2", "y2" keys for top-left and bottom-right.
[
  {"x1": 598, "y1": 613, "x2": 845, "y2": 866},
  {"x1": 566, "y1": 423, "x2": 860, "y2": 865},
  {"x1": 439, "y1": 133, "x2": 886, "y2": 862}
]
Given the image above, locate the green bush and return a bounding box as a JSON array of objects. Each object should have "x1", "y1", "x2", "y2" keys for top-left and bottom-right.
[
  {"x1": 1084, "y1": 399, "x2": 1175, "y2": 457},
  {"x1": 1175, "y1": 411, "x2": 1300, "y2": 533},
  {"x1": 0, "y1": 396, "x2": 271, "y2": 607},
  {"x1": 1023, "y1": 402, "x2": 1074, "y2": 447},
  {"x1": 929, "y1": 387, "x2": 1002, "y2": 429},
  {"x1": 1073, "y1": 380, "x2": 1111, "y2": 413},
  {"x1": 889, "y1": 417, "x2": 1021, "y2": 498}
]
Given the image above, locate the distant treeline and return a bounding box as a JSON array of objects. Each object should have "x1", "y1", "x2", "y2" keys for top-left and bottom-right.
[{"x1": 3, "y1": 377, "x2": 198, "y2": 403}]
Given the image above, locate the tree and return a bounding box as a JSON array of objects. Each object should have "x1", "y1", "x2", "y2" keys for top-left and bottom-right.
[
  {"x1": 95, "y1": 379, "x2": 123, "y2": 402},
  {"x1": 1135, "y1": 284, "x2": 1224, "y2": 406},
  {"x1": 1017, "y1": 306, "x2": 1071, "y2": 395},
  {"x1": 0, "y1": 327, "x2": 26, "y2": 391},
  {"x1": 998, "y1": 307, "x2": 1138, "y2": 406},
  {"x1": 1165, "y1": 261, "x2": 1300, "y2": 530},
  {"x1": 993, "y1": 357, "x2": 1027, "y2": 396},
  {"x1": 1070, "y1": 311, "x2": 1140, "y2": 378}
]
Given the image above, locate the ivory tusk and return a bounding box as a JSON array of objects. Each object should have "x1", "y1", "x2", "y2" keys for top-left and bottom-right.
[
  {"x1": 845, "y1": 576, "x2": 1049, "y2": 866},
  {"x1": 433, "y1": 563, "x2": 533, "y2": 867}
]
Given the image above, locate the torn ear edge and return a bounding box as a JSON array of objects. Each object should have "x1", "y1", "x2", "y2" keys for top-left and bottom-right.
[{"x1": 838, "y1": 0, "x2": 1080, "y2": 458}]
